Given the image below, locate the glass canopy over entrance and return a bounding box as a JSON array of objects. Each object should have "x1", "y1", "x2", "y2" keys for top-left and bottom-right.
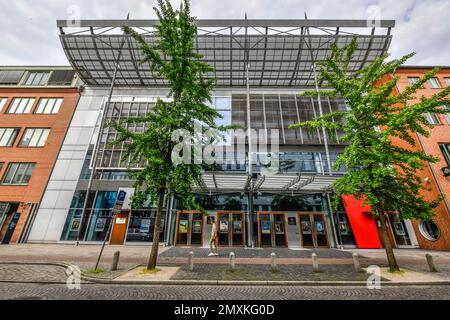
[{"x1": 57, "y1": 19, "x2": 394, "y2": 87}]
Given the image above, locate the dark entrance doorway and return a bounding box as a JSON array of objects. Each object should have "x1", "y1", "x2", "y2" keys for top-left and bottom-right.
[
  {"x1": 0, "y1": 203, "x2": 20, "y2": 245},
  {"x1": 175, "y1": 211, "x2": 204, "y2": 246},
  {"x1": 298, "y1": 212, "x2": 329, "y2": 248},
  {"x1": 217, "y1": 211, "x2": 245, "y2": 246},
  {"x1": 257, "y1": 212, "x2": 288, "y2": 247}
]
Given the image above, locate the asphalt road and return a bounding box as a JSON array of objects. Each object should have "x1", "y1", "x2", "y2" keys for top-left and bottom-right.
[{"x1": 0, "y1": 282, "x2": 449, "y2": 300}]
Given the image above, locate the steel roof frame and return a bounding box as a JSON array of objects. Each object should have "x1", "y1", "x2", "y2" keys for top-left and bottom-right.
[{"x1": 58, "y1": 19, "x2": 394, "y2": 88}]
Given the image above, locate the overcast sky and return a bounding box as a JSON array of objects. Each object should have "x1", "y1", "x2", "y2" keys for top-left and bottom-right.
[{"x1": 0, "y1": 0, "x2": 449, "y2": 66}]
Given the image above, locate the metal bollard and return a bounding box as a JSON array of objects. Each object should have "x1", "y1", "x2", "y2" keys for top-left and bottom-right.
[
  {"x1": 352, "y1": 252, "x2": 361, "y2": 272},
  {"x1": 271, "y1": 253, "x2": 278, "y2": 272},
  {"x1": 312, "y1": 253, "x2": 320, "y2": 272},
  {"x1": 110, "y1": 251, "x2": 120, "y2": 271},
  {"x1": 425, "y1": 253, "x2": 438, "y2": 272},
  {"x1": 188, "y1": 251, "x2": 194, "y2": 272},
  {"x1": 229, "y1": 252, "x2": 236, "y2": 271}
]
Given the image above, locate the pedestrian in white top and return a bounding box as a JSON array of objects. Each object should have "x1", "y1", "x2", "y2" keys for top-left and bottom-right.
[{"x1": 208, "y1": 219, "x2": 219, "y2": 256}]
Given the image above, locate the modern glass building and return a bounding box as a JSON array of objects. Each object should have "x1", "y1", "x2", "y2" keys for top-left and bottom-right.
[{"x1": 28, "y1": 18, "x2": 420, "y2": 249}]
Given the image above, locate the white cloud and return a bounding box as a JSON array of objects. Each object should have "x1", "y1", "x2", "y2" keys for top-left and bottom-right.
[{"x1": 0, "y1": 0, "x2": 448, "y2": 66}]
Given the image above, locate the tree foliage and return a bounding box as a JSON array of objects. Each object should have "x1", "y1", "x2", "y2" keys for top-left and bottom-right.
[
  {"x1": 110, "y1": 0, "x2": 220, "y2": 210},
  {"x1": 109, "y1": 0, "x2": 220, "y2": 269},
  {"x1": 291, "y1": 38, "x2": 450, "y2": 221}
]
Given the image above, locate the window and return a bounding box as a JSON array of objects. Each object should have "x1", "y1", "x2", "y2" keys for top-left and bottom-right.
[
  {"x1": 0, "y1": 70, "x2": 25, "y2": 85},
  {"x1": 444, "y1": 78, "x2": 450, "y2": 86},
  {"x1": 408, "y1": 77, "x2": 420, "y2": 85},
  {"x1": 427, "y1": 78, "x2": 441, "y2": 89},
  {"x1": 24, "y1": 72, "x2": 51, "y2": 86},
  {"x1": 0, "y1": 128, "x2": 20, "y2": 146},
  {"x1": 19, "y1": 128, "x2": 50, "y2": 147},
  {"x1": 0, "y1": 163, "x2": 3, "y2": 172},
  {"x1": 419, "y1": 220, "x2": 440, "y2": 241},
  {"x1": 35, "y1": 98, "x2": 63, "y2": 114},
  {"x1": 0, "y1": 98, "x2": 7, "y2": 112},
  {"x1": 424, "y1": 112, "x2": 440, "y2": 125},
  {"x1": 7, "y1": 98, "x2": 35, "y2": 114},
  {"x1": 440, "y1": 144, "x2": 450, "y2": 166},
  {"x1": 1, "y1": 163, "x2": 36, "y2": 185},
  {"x1": 442, "y1": 105, "x2": 450, "y2": 124}
]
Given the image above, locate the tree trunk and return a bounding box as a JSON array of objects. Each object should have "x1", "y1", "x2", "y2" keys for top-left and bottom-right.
[
  {"x1": 147, "y1": 188, "x2": 165, "y2": 270},
  {"x1": 378, "y1": 211, "x2": 400, "y2": 272}
]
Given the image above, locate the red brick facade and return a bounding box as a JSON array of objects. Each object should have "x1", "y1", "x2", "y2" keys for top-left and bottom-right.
[
  {"x1": 0, "y1": 73, "x2": 79, "y2": 244},
  {"x1": 391, "y1": 67, "x2": 450, "y2": 251}
]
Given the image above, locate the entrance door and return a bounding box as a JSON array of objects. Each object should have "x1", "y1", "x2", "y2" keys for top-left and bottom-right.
[
  {"x1": 1, "y1": 212, "x2": 20, "y2": 245},
  {"x1": 298, "y1": 213, "x2": 329, "y2": 248},
  {"x1": 257, "y1": 212, "x2": 288, "y2": 247},
  {"x1": 175, "y1": 211, "x2": 204, "y2": 246},
  {"x1": 217, "y1": 212, "x2": 245, "y2": 246},
  {"x1": 109, "y1": 212, "x2": 129, "y2": 245}
]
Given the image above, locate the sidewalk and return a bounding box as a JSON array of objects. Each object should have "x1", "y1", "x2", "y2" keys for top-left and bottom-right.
[
  {"x1": 0, "y1": 244, "x2": 449, "y2": 286},
  {"x1": 1, "y1": 244, "x2": 449, "y2": 266}
]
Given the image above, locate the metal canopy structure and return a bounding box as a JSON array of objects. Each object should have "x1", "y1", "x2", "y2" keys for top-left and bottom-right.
[
  {"x1": 57, "y1": 19, "x2": 394, "y2": 88},
  {"x1": 196, "y1": 173, "x2": 340, "y2": 193}
]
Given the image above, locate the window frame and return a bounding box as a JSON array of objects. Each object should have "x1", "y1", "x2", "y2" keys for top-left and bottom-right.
[
  {"x1": 424, "y1": 112, "x2": 440, "y2": 125},
  {"x1": 444, "y1": 78, "x2": 450, "y2": 86},
  {"x1": 440, "y1": 143, "x2": 450, "y2": 167},
  {"x1": 6, "y1": 98, "x2": 36, "y2": 114},
  {"x1": 0, "y1": 128, "x2": 20, "y2": 147},
  {"x1": 1, "y1": 163, "x2": 36, "y2": 186},
  {"x1": 24, "y1": 71, "x2": 51, "y2": 86},
  {"x1": 18, "y1": 128, "x2": 51, "y2": 148},
  {"x1": 427, "y1": 77, "x2": 441, "y2": 89},
  {"x1": 0, "y1": 98, "x2": 8, "y2": 113},
  {"x1": 407, "y1": 77, "x2": 420, "y2": 85},
  {"x1": 34, "y1": 98, "x2": 63, "y2": 114}
]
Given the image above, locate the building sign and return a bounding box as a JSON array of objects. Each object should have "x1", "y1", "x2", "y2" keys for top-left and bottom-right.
[
  {"x1": 192, "y1": 221, "x2": 202, "y2": 234},
  {"x1": 233, "y1": 220, "x2": 242, "y2": 234},
  {"x1": 261, "y1": 220, "x2": 271, "y2": 234},
  {"x1": 95, "y1": 218, "x2": 106, "y2": 232},
  {"x1": 288, "y1": 217, "x2": 296, "y2": 226},
  {"x1": 70, "y1": 218, "x2": 80, "y2": 231},
  {"x1": 116, "y1": 218, "x2": 127, "y2": 225},
  {"x1": 220, "y1": 220, "x2": 229, "y2": 232},
  {"x1": 316, "y1": 221, "x2": 325, "y2": 235},
  {"x1": 179, "y1": 220, "x2": 188, "y2": 234},
  {"x1": 140, "y1": 219, "x2": 151, "y2": 233},
  {"x1": 275, "y1": 221, "x2": 284, "y2": 234},
  {"x1": 301, "y1": 221, "x2": 312, "y2": 235}
]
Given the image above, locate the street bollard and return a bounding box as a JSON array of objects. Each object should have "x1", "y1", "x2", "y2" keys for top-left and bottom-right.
[
  {"x1": 110, "y1": 251, "x2": 120, "y2": 271},
  {"x1": 271, "y1": 253, "x2": 278, "y2": 272},
  {"x1": 229, "y1": 252, "x2": 236, "y2": 271},
  {"x1": 188, "y1": 251, "x2": 194, "y2": 272},
  {"x1": 425, "y1": 253, "x2": 438, "y2": 272},
  {"x1": 312, "y1": 253, "x2": 320, "y2": 272},
  {"x1": 352, "y1": 252, "x2": 361, "y2": 272}
]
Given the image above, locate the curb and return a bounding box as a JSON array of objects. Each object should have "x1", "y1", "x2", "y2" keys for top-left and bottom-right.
[{"x1": 1, "y1": 262, "x2": 449, "y2": 287}]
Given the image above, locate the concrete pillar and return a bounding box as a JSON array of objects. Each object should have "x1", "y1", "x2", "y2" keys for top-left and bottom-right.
[
  {"x1": 110, "y1": 251, "x2": 120, "y2": 271},
  {"x1": 271, "y1": 253, "x2": 277, "y2": 272},
  {"x1": 229, "y1": 252, "x2": 236, "y2": 270},
  {"x1": 188, "y1": 251, "x2": 194, "y2": 272},
  {"x1": 312, "y1": 253, "x2": 320, "y2": 272},
  {"x1": 352, "y1": 252, "x2": 361, "y2": 272},
  {"x1": 425, "y1": 253, "x2": 438, "y2": 272}
]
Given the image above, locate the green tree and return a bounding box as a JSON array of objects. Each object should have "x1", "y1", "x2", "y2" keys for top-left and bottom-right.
[
  {"x1": 291, "y1": 38, "x2": 450, "y2": 272},
  {"x1": 111, "y1": 0, "x2": 220, "y2": 270}
]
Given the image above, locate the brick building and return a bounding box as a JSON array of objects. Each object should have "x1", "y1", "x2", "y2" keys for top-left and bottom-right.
[
  {"x1": 388, "y1": 67, "x2": 450, "y2": 250},
  {"x1": 0, "y1": 67, "x2": 79, "y2": 244}
]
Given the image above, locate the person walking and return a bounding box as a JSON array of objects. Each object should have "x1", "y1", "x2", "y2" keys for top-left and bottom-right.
[{"x1": 208, "y1": 218, "x2": 219, "y2": 256}]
